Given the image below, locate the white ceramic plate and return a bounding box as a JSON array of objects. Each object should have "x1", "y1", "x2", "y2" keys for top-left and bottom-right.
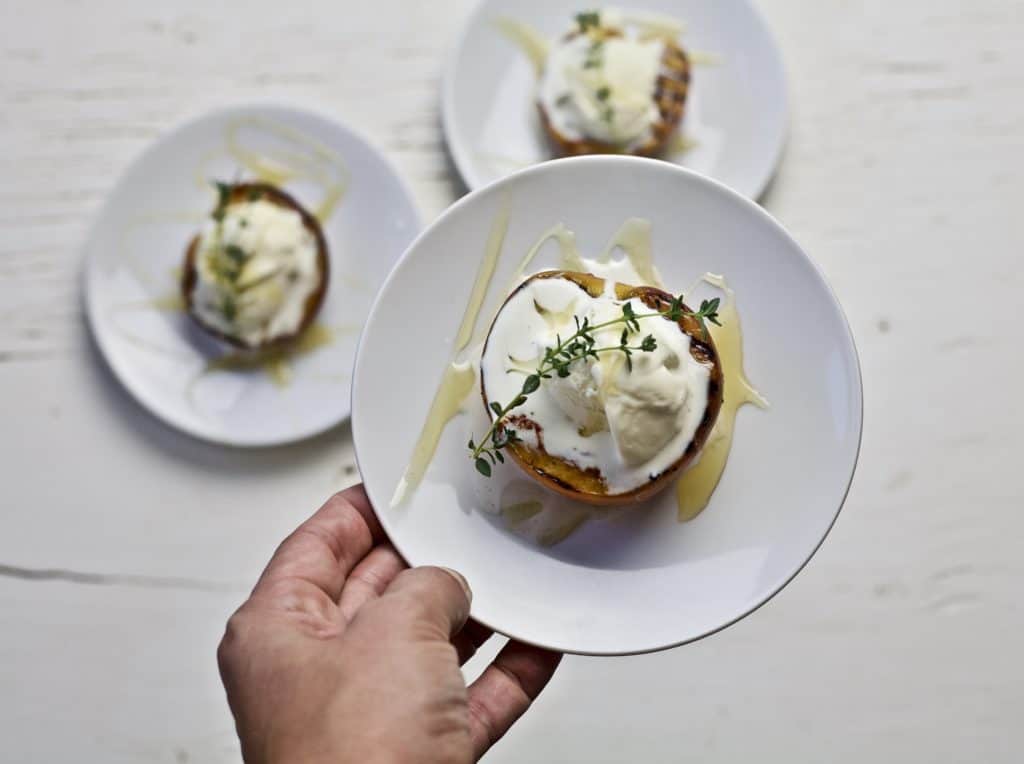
[
  {"x1": 353, "y1": 156, "x2": 861, "y2": 655},
  {"x1": 84, "y1": 104, "x2": 421, "y2": 446},
  {"x1": 442, "y1": 0, "x2": 788, "y2": 199}
]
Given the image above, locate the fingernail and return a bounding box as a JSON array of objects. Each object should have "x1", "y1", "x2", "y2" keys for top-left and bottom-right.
[{"x1": 440, "y1": 567, "x2": 473, "y2": 603}]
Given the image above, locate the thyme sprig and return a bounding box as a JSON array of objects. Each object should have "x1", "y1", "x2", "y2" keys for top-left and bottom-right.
[
  {"x1": 206, "y1": 180, "x2": 259, "y2": 323},
  {"x1": 575, "y1": 11, "x2": 601, "y2": 33},
  {"x1": 583, "y1": 39, "x2": 604, "y2": 69},
  {"x1": 212, "y1": 181, "x2": 233, "y2": 222},
  {"x1": 595, "y1": 85, "x2": 615, "y2": 123},
  {"x1": 469, "y1": 293, "x2": 721, "y2": 476}
]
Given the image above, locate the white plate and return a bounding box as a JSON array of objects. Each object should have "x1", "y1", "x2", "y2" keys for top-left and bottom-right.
[
  {"x1": 442, "y1": 0, "x2": 788, "y2": 199},
  {"x1": 84, "y1": 104, "x2": 421, "y2": 446},
  {"x1": 353, "y1": 156, "x2": 861, "y2": 655}
]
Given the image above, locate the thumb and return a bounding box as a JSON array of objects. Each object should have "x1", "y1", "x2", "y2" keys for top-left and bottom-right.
[{"x1": 360, "y1": 566, "x2": 473, "y2": 640}]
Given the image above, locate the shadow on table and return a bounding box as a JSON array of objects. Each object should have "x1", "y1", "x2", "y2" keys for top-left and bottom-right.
[
  {"x1": 81, "y1": 321, "x2": 354, "y2": 480},
  {"x1": 755, "y1": 132, "x2": 790, "y2": 210},
  {"x1": 435, "y1": 108, "x2": 790, "y2": 212},
  {"x1": 439, "y1": 113, "x2": 470, "y2": 201}
]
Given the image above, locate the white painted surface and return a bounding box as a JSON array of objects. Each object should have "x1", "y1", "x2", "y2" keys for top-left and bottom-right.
[{"x1": 0, "y1": 0, "x2": 1021, "y2": 761}]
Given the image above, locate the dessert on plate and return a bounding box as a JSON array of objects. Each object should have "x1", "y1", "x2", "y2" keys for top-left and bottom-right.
[
  {"x1": 536, "y1": 10, "x2": 691, "y2": 157},
  {"x1": 476, "y1": 270, "x2": 722, "y2": 505},
  {"x1": 182, "y1": 181, "x2": 329, "y2": 350}
]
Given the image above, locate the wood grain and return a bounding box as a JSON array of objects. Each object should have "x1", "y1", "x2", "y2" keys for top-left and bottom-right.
[{"x1": 1, "y1": 0, "x2": 1022, "y2": 761}]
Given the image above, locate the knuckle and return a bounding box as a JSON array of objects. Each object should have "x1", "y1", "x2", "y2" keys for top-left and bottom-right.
[
  {"x1": 492, "y1": 661, "x2": 534, "y2": 705},
  {"x1": 402, "y1": 590, "x2": 439, "y2": 624},
  {"x1": 334, "y1": 502, "x2": 369, "y2": 542},
  {"x1": 466, "y1": 696, "x2": 499, "y2": 748},
  {"x1": 351, "y1": 595, "x2": 405, "y2": 634},
  {"x1": 332, "y1": 485, "x2": 362, "y2": 503},
  {"x1": 349, "y1": 564, "x2": 387, "y2": 594},
  {"x1": 260, "y1": 578, "x2": 321, "y2": 613},
  {"x1": 418, "y1": 566, "x2": 468, "y2": 599},
  {"x1": 217, "y1": 606, "x2": 255, "y2": 670},
  {"x1": 259, "y1": 577, "x2": 298, "y2": 602},
  {"x1": 406, "y1": 565, "x2": 445, "y2": 592}
]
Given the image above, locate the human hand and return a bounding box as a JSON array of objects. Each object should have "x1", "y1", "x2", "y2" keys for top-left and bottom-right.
[{"x1": 217, "y1": 485, "x2": 562, "y2": 763}]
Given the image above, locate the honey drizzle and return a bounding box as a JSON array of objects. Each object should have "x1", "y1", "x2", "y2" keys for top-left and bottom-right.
[
  {"x1": 189, "y1": 323, "x2": 340, "y2": 391},
  {"x1": 222, "y1": 118, "x2": 349, "y2": 222},
  {"x1": 675, "y1": 274, "x2": 768, "y2": 521},
  {"x1": 495, "y1": 18, "x2": 549, "y2": 74},
  {"x1": 390, "y1": 205, "x2": 511, "y2": 507}
]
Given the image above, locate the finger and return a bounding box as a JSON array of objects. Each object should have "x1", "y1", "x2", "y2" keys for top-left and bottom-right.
[
  {"x1": 253, "y1": 485, "x2": 385, "y2": 602},
  {"x1": 337, "y1": 544, "x2": 407, "y2": 622},
  {"x1": 466, "y1": 641, "x2": 562, "y2": 759},
  {"x1": 356, "y1": 566, "x2": 472, "y2": 641},
  {"x1": 453, "y1": 620, "x2": 494, "y2": 666}
]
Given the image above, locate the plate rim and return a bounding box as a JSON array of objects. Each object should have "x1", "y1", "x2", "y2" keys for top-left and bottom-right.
[
  {"x1": 352, "y1": 154, "x2": 863, "y2": 655},
  {"x1": 440, "y1": 0, "x2": 791, "y2": 200},
  {"x1": 82, "y1": 99, "x2": 424, "y2": 448}
]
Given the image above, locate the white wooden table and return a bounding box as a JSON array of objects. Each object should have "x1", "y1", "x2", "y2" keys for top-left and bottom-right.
[{"x1": 2, "y1": 1, "x2": 1021, "y2": 761}]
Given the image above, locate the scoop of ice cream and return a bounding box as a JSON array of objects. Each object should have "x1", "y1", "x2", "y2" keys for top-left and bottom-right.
[
  {"x1": 480, "y1": 275, "x2": 712, "y2": 494},
  {"x1": 538, "y1": 24, "x2": 665, "y2": 148},
  {"x1": 191, "y1": 197, "x2": 319, "y2": 347},
  {"x1": 545, "y1": 358, "x2": 609, "y2": 435},
  {"x1": 541, "y1": 292, "x2": 695, "y2": 463},
  {"x1": 602, "y1": 362, "x2": 690, "y2": 466},
  {"x1": 590, "y1": 301, "x2": 692, "y2": 465}
]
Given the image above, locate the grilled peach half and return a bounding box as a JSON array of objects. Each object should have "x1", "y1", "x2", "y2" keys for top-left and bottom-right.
[
  {"x1": 481, "y1": 271, "x2": 722, "y2": 506},
  {"x1": 181, "y1": 182, "x2": 329, "y2": 350},
  {"x1": 538, "y1": 32, "x2": 690, "y2": 158}
]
